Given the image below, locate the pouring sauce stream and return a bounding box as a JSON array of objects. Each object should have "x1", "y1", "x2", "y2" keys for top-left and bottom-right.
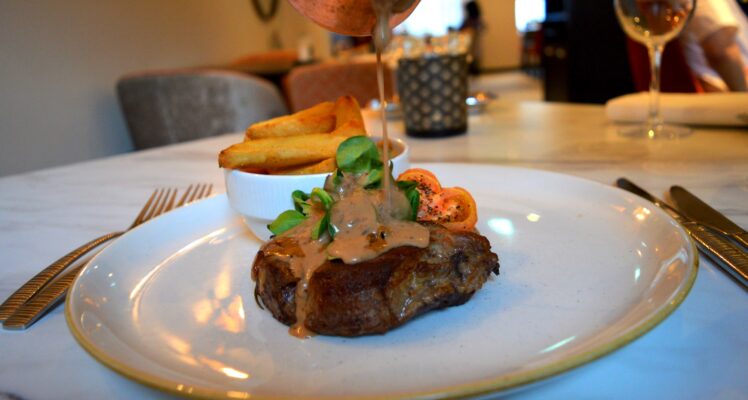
[{"x1": 372, "y1": 0, "x2": 394, "y2": 211}]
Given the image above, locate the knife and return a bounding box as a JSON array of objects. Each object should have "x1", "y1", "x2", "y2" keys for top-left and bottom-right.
[
  {"x1": 669, "y1": 185, "x2": 748, "y2": 249},
  {"x1": 616, "y1": 178, "x2": 748, "y2": 288}
]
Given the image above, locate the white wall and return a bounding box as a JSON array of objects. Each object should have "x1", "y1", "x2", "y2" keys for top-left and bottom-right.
[
  {"x1": 477, "y1": 0, "x2": 522, "y2": 70},
  {"x1": 0, "y1": 0, "x2": 326, "y2": 176}
]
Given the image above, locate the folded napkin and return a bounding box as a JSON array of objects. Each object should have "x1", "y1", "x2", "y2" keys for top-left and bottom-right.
[{"x1": 605, "y1": 92, "x2": 748, "y2": 127}]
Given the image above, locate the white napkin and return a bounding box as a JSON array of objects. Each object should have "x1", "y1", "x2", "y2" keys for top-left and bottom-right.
[{"x1": 605, "y1": 92, "x2": 748, "y2": 127}]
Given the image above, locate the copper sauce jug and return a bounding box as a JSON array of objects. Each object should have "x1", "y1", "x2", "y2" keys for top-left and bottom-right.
[{"x1": 287, "y1": 0, "x2": 420, "y2": 37}]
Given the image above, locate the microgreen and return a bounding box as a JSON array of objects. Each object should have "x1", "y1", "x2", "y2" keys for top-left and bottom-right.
[
  {"x1": 311, "y1": 211, "x2": 330, "y2": 240},
  {"x1": 267, "y1": 210, "x2": 307, "y2": 236},
  {"x1": 336, "y1": 136, "x2": 383, "y2": 188},
  {"x1": 292, "y1": 190, "x2": 311, "y2": 215},
  {"x1": 396, "y1": 180, "x2": 420, "y2": 221},
  {"x1": 310, "y1": 187, "x2": 335, "y2": 239},
  {"x1": 311, "y1": 187, "x2": 334, "y2": 210}
]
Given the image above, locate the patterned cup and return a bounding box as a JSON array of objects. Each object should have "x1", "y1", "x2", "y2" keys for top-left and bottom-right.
[{"x1": 397, "y1": 54, "x2": 468, "y2": 138}]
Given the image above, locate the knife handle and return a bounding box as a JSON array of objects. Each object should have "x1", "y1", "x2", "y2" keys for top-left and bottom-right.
[
  {"x1": 689, "y1": 224, "x2": 748, "y2": 288},
  {"x1": 734, "y1": 232, "x2": 748, "y2": 250},
  {"x1": 0, "y1": 231, "x2": 123, "y2": 322},
  {"x1": 2, "y1": 264, "x2": 84, "y2": 330}
]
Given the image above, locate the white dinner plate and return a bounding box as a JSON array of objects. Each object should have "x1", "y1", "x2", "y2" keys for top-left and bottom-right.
[{"x1": 66, "y1": 164, "x2": 697, "y2": 399}]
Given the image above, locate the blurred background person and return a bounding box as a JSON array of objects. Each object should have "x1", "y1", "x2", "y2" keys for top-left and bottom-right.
[
  {"x1": 680, "y1": 0, "x2": 748, "y2": 91},
  {"x1": 459, "y1": 1, "x2": 486, "y2": 74}
]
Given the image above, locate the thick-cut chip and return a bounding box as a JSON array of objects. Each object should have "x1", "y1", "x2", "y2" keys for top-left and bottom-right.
[
  {"x1": 238, "y1": 166, "x2": 269, "y2": 174},
  {"x1": 245, "y1": 102, "x2": 335, "y2": 140},
  {"x1": 334, "y1": 95, "x2": 364, "y2": 128},
  {"x1": 331, "y1": 119, "x2": 367, "y2": 138},
  {"x1": 219, "y1": 134, "x2": 348, "y2": 169},
  {"x1": 220, "y1": 97, "x2": 370, "y2": 174},
  {"x1": 270, "y1": 158, "x2": 337, "y2": 175}
]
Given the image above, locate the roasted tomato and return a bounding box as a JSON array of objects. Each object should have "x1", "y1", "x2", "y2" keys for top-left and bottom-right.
[{"x1": 397, "y1": 168, "x2": 478, "y2": 231}]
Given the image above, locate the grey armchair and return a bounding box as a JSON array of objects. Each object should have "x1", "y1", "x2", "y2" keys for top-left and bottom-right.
[{"x1": 117, "y1": 69, "x2": 287, "y2": 149}]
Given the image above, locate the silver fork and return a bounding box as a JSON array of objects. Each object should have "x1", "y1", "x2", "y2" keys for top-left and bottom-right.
[{"x1": 1, "y1": 183, "x2": 212, "y2": 330}]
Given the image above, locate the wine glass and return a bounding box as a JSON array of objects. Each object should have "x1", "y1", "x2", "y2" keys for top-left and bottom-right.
[{"x1": 614, "y1": 0, "x2": 695, "y2": 138}]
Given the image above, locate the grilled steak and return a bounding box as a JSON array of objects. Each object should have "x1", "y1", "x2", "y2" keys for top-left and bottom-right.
[{"x1": 252, "y1": 222, "x2": 499, "y2": 336}]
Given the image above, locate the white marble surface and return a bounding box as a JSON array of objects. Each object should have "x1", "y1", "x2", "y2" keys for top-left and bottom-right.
[{"x1": 0, "y1": 100, "x2": 746, "y2": 399}]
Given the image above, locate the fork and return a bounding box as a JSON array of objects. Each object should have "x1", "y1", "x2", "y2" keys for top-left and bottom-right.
[{"x1": 0, "y1": 183, "x2": 212, "y2": 329}]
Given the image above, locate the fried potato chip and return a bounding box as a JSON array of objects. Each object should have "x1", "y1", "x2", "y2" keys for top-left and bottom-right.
[
  {"x1": 219, "y1": 134, "x2": 347, "y2": 169},
  {"x1": 245, "y1": 101, "x2": 335, "y2": 140},
  {"x1": 331, "y1": 119, "x2": 367, "y2": 138},
  {"x1": 269, "y1": 158, "x2": 337, "y2": 175},
  {"x1": 334, "y1": 95, "x2": 364, "y2": 128},
  {"x1": 221, "y1": 97, "x2": 371, "y2": 173},
  {"x1": 237, "y1": 166, "x2": 269, "y2": 174}
]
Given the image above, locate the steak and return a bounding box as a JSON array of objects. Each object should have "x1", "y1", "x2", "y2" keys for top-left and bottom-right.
[{"x1": 251, "y1": 222, "x2": 500, "y2": 336}]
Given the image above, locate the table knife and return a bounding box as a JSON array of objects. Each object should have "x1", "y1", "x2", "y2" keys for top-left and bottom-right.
[
  {"x1": 669, "y1": 185, "x2": 748, "y2": 249},
  {"x1": 616, "y1": 178, "x2": 748, "y2": 288}
]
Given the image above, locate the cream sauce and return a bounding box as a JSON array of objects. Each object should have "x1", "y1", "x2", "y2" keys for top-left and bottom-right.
[
  {"x1": 327, "y1": 187, "x2": 429, "y2": 264},
  {"x1": 274, "y1": 216, "x2": 329, "y2": 338}
]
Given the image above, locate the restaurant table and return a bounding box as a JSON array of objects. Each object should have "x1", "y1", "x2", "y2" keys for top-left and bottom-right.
[{"x1": 1, "y1": 100, "x2": 746, "y2": 399}]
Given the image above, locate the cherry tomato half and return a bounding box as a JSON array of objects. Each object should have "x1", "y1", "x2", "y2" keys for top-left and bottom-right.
[{"x1": 396, "y1": 168, "x2": 478, "y2": 231}]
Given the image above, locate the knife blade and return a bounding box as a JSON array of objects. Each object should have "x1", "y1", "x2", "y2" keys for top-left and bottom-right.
[
  {"x1": 669, "y1": 185, "x2": 748, "y2": 249},
  {"x1": 616, "y1": 178, "x2": 748, "y2": 288}
]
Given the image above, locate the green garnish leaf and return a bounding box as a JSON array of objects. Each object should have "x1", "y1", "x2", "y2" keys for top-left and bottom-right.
[
  {"x1": 267, "y1": 210, "x2": 307, "y2": 235},
  {"x1": 311, "y1": 211, "x2": 330, "y2": 240},
  {"x1": 336, "y1": 136, "x2": 384, "y2": 187},
  {"x1": 396, "y1": 180, "x2": 420, "y2": 221},
  {"x1": 364, "y1": 159, "x2": 384, "y2": 188},
  {"x1": 396, "y1": 180, "x2": 418, "y2": 191},
  {"x1": 311, "y1": 187, "x2": 334, "y2": 210},
  {"x1": 292, "y1": 190, "x2": 311, "y2": 215},
  {"x1": 328, "y1": 218, "x2": 338, "y2": 239},
  {"x1": 332, "y1": 169, "x2": 343, "y2": 186},
  {"x1": 336, "y1": 136, "x2": 379, "y2": 173}
]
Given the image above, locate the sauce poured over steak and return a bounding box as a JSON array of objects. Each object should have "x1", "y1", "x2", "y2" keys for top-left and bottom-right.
[{"x1": 252, "y1": 222, "x2": 499, "y2": 337}]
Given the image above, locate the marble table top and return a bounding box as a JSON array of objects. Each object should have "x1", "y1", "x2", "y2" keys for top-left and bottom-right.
[{"x1": 0, "y1": 100, "x2": 746, "y2": 399}]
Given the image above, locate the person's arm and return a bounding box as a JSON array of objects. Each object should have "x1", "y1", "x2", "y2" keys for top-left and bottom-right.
[{"x1": 701, "y1": 27, "x2": 748, "y2": 91}]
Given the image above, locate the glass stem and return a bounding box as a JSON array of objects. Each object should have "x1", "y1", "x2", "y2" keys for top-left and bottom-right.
[{"x1": 647, "y1": 43, "x2": 664, "y2": 129}]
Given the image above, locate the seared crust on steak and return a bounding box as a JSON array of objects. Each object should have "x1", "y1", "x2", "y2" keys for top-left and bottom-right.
[{"x1": 252, "y1": 222, "x2": 499, "y2": 336}]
